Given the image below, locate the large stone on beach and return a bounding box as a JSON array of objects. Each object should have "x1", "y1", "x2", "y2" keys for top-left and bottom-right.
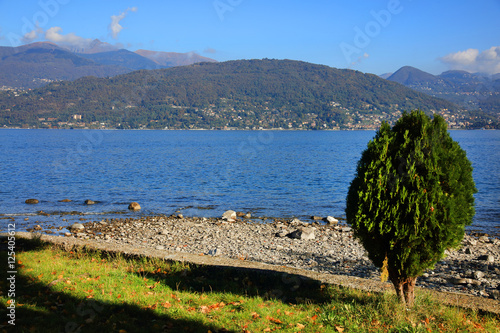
[
  {"x1": 222, "y1": 210, "x2": 237, "y2": 222},
  {"x1": 325, "y1": 216, "x2": 338, "y2": 225},
  {"x1": 290, "y1": 218, "x2": 305, "y2": 226},
  {"x1": 288, "y1": 227, "x2": 316, "y2": 240},
  {"x1": 25, "y1": 199, "x2": 39, "y2": 204},
  {"x1": 207, "y1": 248, "x2": 222, "y2": 256},
  {"x1": 477, "y1": 255, "x2": 495, "y2": 263},
  {"x1": 69, "y1": 223, "x2": 85, "y2": 232},
  {"x1": 84, "y1": 199, "x2": 96, "y2": 205},
  {"x1": 275, "y1": 230, "x2": 288, "y2": 238},
  {"x1": 128, "y1": 202, "x2": 141, "y2": 210}
]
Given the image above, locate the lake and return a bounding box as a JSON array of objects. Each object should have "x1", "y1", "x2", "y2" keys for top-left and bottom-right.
[{"x1": 1, "y1": 129, "x2": 498, "y2": 235}]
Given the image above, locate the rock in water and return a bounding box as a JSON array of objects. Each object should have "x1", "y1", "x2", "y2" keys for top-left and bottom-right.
[
  {"x1": 59, "y1": 199, "x2": 72, "y2": 202},
  {"x1": 85, "y1": 199, "x2": 96, "y2": 205},
  {"x1": 25, "y1": 199, "x2": 39, "y2": 204},
  {"x1": 128, "y1": 202, "x2": 141, "y2": 211},
  {"x1": 222, "y1": 210, "x2": 237, "y2": 222}
]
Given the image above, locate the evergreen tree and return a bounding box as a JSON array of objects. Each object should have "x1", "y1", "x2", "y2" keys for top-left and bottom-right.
[{"x1": 345, "y1": 110, "x2": 476, "y2": 307}]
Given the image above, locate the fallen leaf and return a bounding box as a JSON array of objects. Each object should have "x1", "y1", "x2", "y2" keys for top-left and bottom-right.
[
  {"x1": 251, "y1": 312, "x2": 260, "y2": 319},
  {"x1": 311, "y1": 315, "x2": 318, "y2": 321},
  {"x1": 297, "y1": 323, "x2": 305, "y2": 329},
  {"x1": 162, "y1": 301, "x2": 172, "y2": 308},
  {"x1": 336, "y1": 326, "x2": 344, "y2": 332},
  {"x1": 266, "y1": 316, "x2": 283, "y2": 324},
  {"x1": 147, "y1": 303, "x2": 157, "y2": 310}
]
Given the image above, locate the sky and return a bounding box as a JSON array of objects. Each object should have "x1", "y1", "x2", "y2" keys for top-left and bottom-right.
[{"x1": 0, "y1": 0, "x2": 499, "y2": 75}]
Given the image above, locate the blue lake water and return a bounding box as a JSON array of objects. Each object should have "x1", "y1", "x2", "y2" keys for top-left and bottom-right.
[{"x1": 0, "y1": 129, "x2": 498, "y2": 235}]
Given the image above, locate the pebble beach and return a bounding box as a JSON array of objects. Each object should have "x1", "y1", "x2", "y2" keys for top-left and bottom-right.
[{"x1": 27, "y1": 210, "x2": 500, "y2": 301}]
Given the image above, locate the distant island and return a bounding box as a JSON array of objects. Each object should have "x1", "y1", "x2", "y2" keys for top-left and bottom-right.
[{"x1": 0, "y1": 58, "x2": 498, "y2": 130}]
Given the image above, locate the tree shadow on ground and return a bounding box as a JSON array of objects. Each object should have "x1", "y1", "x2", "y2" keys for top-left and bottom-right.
[
  {"x1": 132, "y1": 262, "x2": 333, "y2": 305},
  {"x1": 1, "y1": 237, "x2": 392, "y2": 333},
  {"x1": 0, "y1": 238, "x2": 234, "y2": 333}
]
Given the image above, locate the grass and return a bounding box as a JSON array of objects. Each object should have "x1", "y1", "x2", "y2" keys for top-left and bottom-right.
[{"x1": 1, "y1": 237, "x2": 499, "y2": 333}]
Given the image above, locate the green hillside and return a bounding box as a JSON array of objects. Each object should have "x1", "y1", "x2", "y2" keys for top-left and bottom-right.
[{"x1": 0, "y1": 59, "x2": 460, "y2": 129}]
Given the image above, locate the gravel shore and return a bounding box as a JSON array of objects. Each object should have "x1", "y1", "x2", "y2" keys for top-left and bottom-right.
[{"x1": 45, "y1": 213, "x2": 500, "y2": 301}]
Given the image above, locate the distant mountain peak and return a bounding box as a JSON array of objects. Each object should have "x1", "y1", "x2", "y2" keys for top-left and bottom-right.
[
  {"x1": 61, "y1": 39, "x2": 118, "y2": 54},
  {"x1": 379, "y1": 72, "x2": 393, "y2": 79},
  {"x1": 385, "y1": 65, "x2": 499, "y2": 115},
  {"x1": 135, "y1": 49, "x2": 217, "y2": 67},
  {"x1": 387, "y1": 66, "x2": 439, "y2": 85}
]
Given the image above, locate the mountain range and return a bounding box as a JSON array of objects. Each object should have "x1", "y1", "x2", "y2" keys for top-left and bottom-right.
[
  {"x1": 0, "y1": 58, "x2": 467, "y2": 129},
  {"x1": 0, "y1": 42, "x2": 498, "y2": 129},
  {"x1": 385, "y1": 66, "x2": 500, "y2": 115},
  {"x1": 0, "y1": 41, "x2": 216, "y2": 89}
]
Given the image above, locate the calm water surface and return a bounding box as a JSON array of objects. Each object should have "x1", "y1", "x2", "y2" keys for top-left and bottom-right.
[{"x1": 0, "y1": 129, "x2": 498, "y2": 234}]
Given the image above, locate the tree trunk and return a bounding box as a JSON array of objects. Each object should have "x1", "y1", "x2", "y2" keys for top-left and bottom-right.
[{"x1": 389, "y1": 271, "x2": 417, "y2": 307}]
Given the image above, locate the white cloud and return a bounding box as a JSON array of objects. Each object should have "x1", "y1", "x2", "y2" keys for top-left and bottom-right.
[
  {"x1": 109, "y1": 7, "x2": 137, "y2": 39},
  {"x1": 22, "y1": 24, "x2": 44, "y2": 43},
  {"x1": 441, "y1": 46, "x2": 500, "y2": 75},
  {"x1": 349, "y1": 52, "x2": 369, "y2": 67},
  {"x1": 45, "y1": 27, "x2": 93, "y2": 49}
]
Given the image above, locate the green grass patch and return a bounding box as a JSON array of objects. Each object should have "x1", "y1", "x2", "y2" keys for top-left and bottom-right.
[{"x1": 1, "y1": 237, "x2": 499, "y2": 332}]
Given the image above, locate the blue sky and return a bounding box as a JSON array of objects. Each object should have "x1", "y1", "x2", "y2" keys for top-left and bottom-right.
[{"x1": 1, "y1": 0, "x2": 499, "y2": 75}]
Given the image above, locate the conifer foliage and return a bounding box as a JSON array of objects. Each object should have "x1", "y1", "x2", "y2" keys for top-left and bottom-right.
[{"x1": 346, "y1": 110, "x2": 476, "y2": 307}]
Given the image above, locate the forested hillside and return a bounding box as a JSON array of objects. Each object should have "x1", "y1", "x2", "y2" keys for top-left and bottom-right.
[{"x1": 0, "y1": 59, "x2": 468, "y2": 129}]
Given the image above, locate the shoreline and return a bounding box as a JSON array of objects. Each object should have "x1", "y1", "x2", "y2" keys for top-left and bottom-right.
[
  {"x1": 3, "y1": 208, "x2": 499, "y2": 238},
  {"x1": 14, "y1": 213, "x2": 500, "y2": 302},
  {"x1": 2, "y1": 204, "x2": 499, "y2": 239}
]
